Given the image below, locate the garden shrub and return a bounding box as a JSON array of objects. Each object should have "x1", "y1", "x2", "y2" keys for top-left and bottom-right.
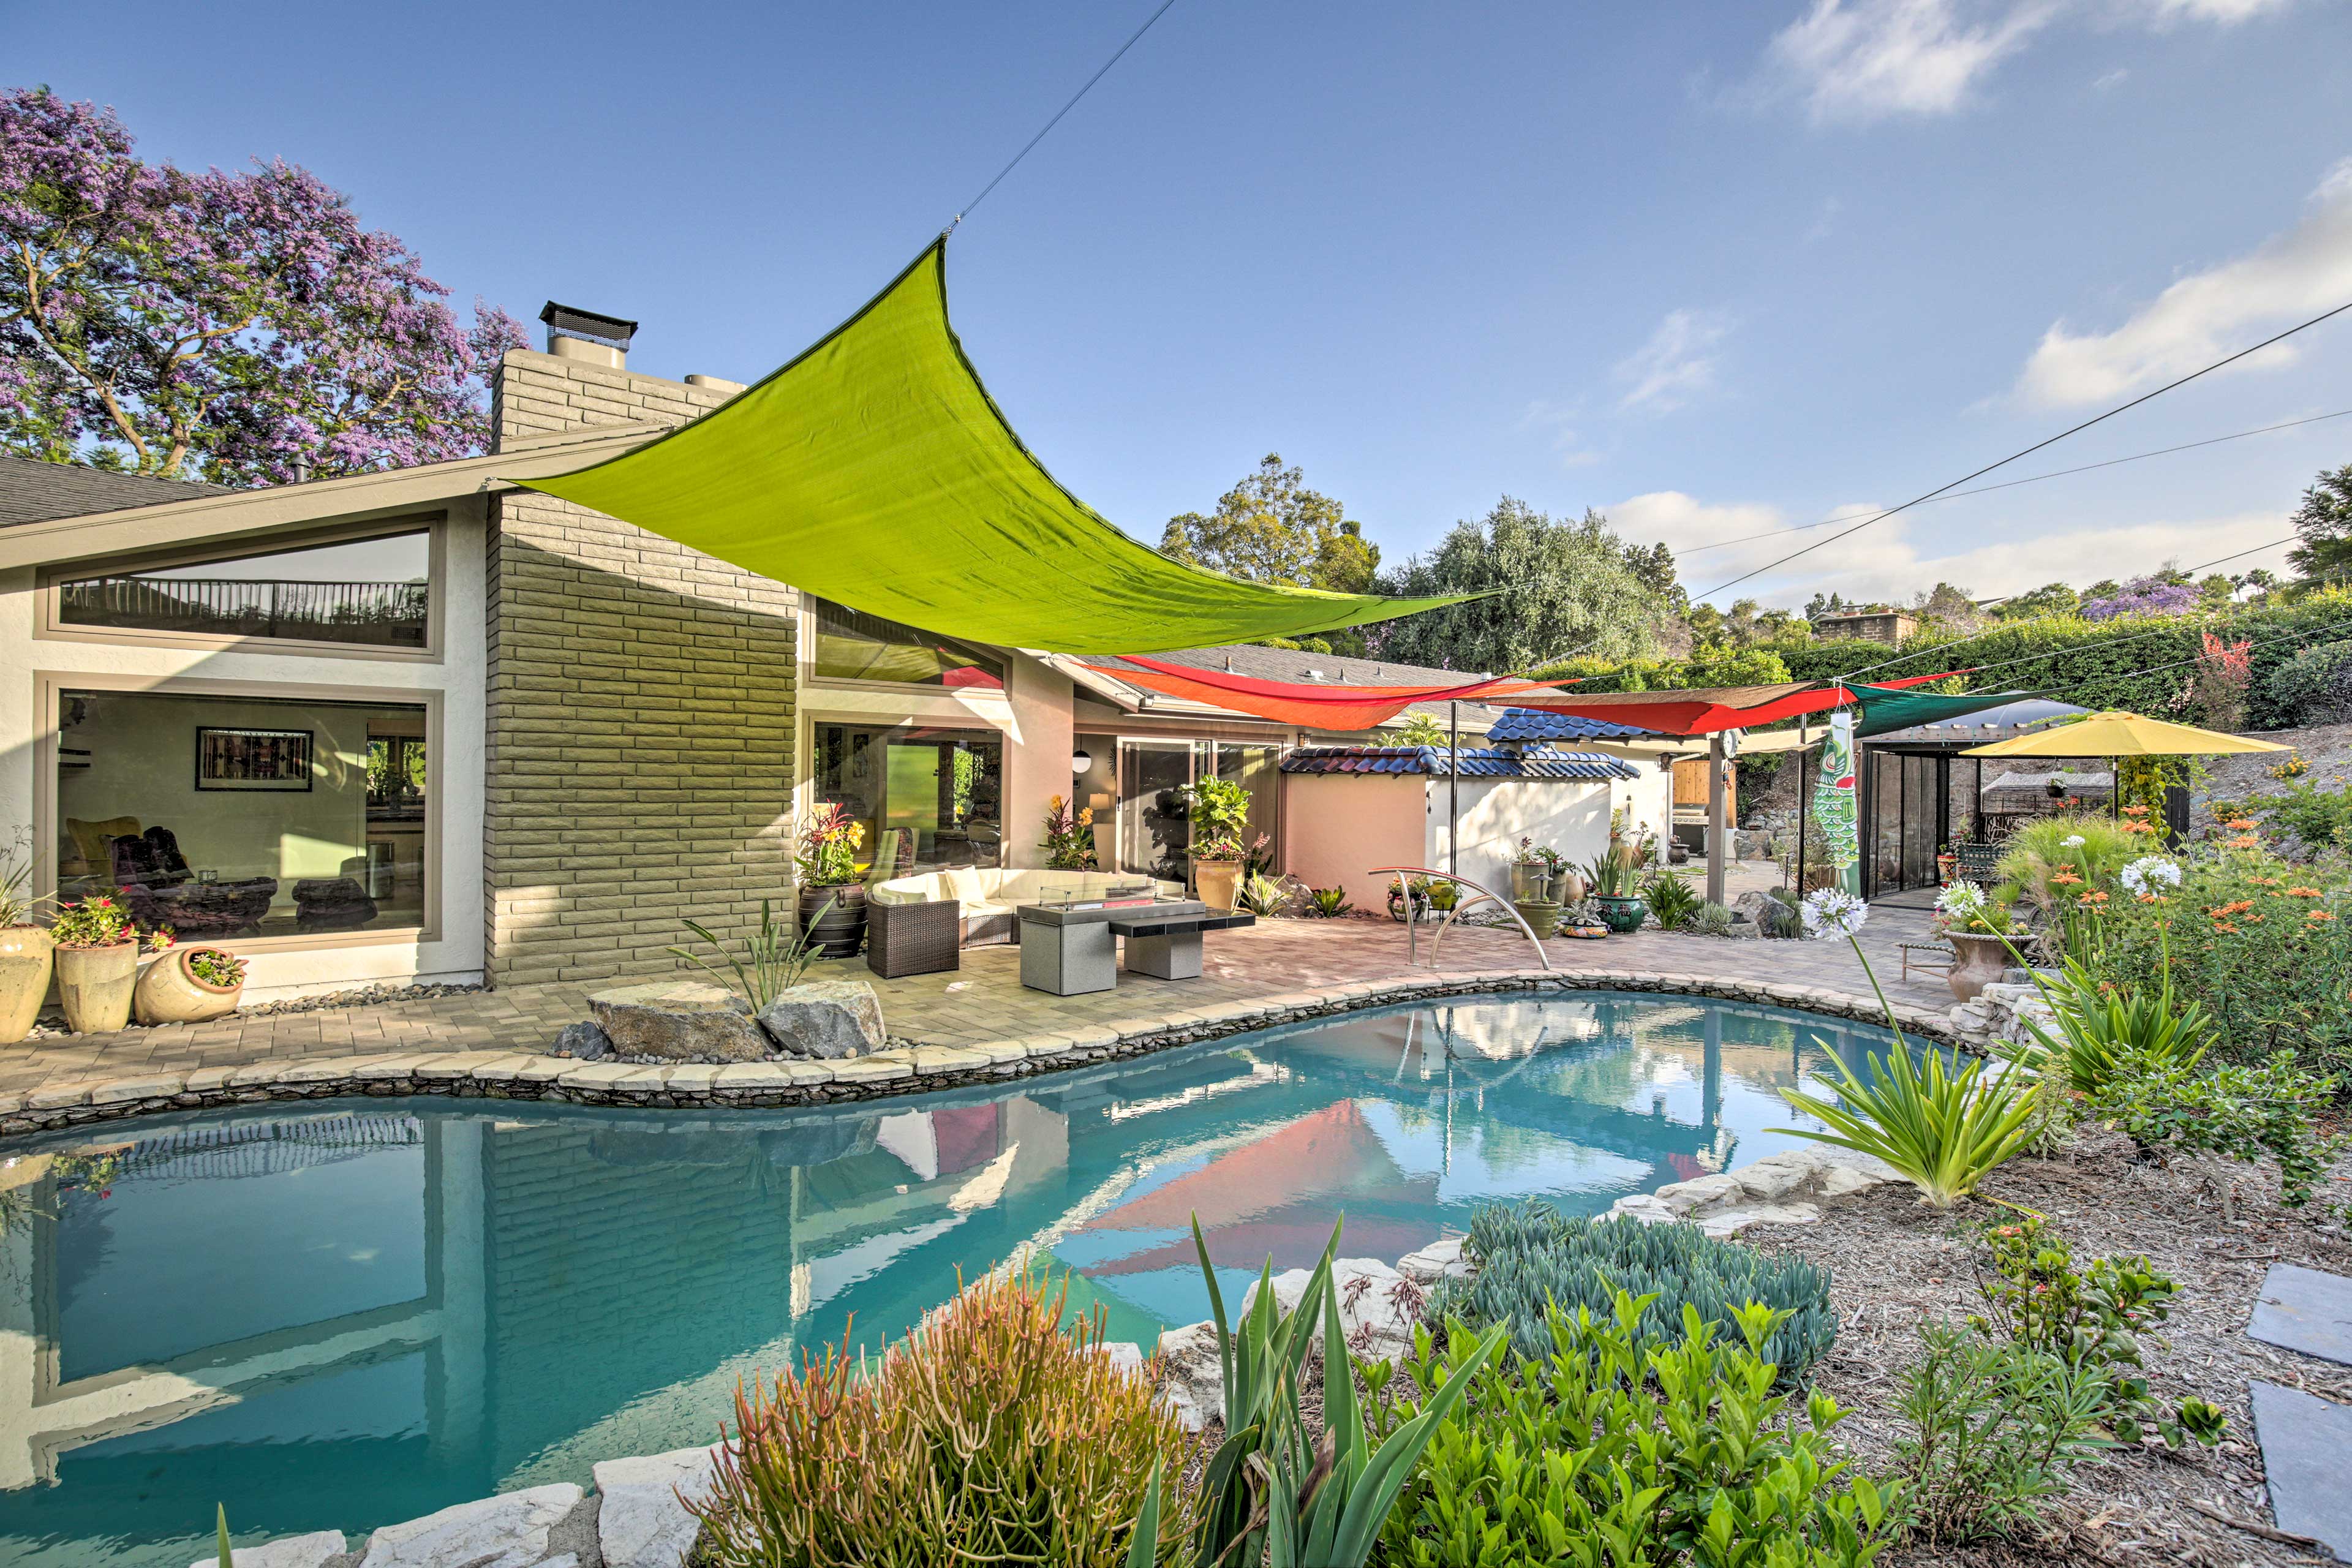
[
  {"x1": 2262, "y1": 777, "x2": 2352, "y2": 851},
  {"x1": 1435, "y1": 1200, "x2": 1836, "y2": 1376},
  {"x1": 1969, "y1": 1215, "x2": 2223, "y2": 1449},
  {"x1": 691, "y1": 1264, "x2": 1194, "y2": 1568},
  {"x1": 2264, "y1": 639, "x2": 2352, "y2": 728},
  {"x1": 1373, "y1": 1294, "x2": 1899, "y2": 1568},
  {"x1": 1992, "y1": 813, "x2": 2138, "y2": 922},
  {"x1": 2095, "y1": 838, "x2": 2352, "y2": 1071},
  {"x1": 2099, "y1": 1049, "x2": 2343, "y2": 1208},
  {"x1": 1892, "y1": 1325, "x2": 2111, "y2": 1547}
]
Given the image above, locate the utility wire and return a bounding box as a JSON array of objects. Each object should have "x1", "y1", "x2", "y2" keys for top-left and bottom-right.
[
  {"x1": 1975, "y1": 535, "x2": 2296, "y2": 609},
  {"x1": 1673, "y1": 409, "x2": 2352, "y2": 559},
  {"x1": 1678, "y1": 297, "x2": 2352, "y2": 608},
  {"x1": 943, "y1": 0, "x2": 1183, "y2": 235}
]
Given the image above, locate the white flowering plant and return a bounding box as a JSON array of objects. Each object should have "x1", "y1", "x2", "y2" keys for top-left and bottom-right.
[
  {"x1": 1933, "y1": 879, "x2": 2015, "y2": 935},
  {"x1": 1800, "y1": 887, "x2": 1868, "y2": 941},
  {"x1": 2117, "y1": 856, "x2": 2182, "y2": 898}
]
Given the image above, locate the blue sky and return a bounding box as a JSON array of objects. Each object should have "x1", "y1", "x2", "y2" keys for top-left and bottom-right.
[{"x1": 18, "y1": 0, "x2": 2352, "y2": 609}]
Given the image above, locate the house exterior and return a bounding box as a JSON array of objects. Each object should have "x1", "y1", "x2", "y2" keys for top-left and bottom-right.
[
  {"x1": 1811, "y1": 609, "x2": 1917, "y2": 646},
  {"x1": 0, "y1": 320, "x2": 1672, "y2": 1001}
]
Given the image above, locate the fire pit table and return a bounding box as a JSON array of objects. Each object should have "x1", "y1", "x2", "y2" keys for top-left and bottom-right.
[
  {"x1": 1109, "y1": 909, "x2": 1256, "y2": 980},
  {"x1": 1016, "y1": 893, "x2": 1204, "y2": 997}
]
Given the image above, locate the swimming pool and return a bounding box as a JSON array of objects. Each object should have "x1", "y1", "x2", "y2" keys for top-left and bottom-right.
[{"x1": 0, "y1": 990, "x2": 1895, "y2": 1567}]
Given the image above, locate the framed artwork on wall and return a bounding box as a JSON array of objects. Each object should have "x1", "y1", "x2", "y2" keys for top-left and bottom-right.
[{"x1": 195, "y1": 727, "x2": 314, "y2": 791}]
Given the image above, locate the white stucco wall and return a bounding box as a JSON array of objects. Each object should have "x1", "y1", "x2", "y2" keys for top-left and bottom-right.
[
  {"x1": 0, "y1": 497, "x2": 489, "y2": 1000},
  {"x1": 1420, "y1": 777, "x2": 1617, "y2": 900}
]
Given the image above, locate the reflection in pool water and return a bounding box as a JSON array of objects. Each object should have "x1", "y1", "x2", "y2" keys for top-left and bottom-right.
[{"x1": 0, "y1": 991, "x2": 1894, "y2": 1567}]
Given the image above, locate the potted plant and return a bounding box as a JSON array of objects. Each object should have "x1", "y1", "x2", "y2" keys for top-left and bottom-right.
[
  {"x1": 1933, "y1": 881, "x2": 2020, "y2": 1001},
  {"x1": 1557, "y1": 897, "x2": 1609, "y2": 940},
  {"x1": 1425, "y1": 879, "x2": 1460, "y2": 918},
  {"x1": 0, "y1": 835, "x2": 55, "y2": 1046},
  {"x1": 1585, "y1": 812, "x2": 1656, "y2": 933},
  {"x1": 1513, "y1": 897, "x2": 1562, "y2": 940},
  {"x1": 796, "y1": 802, "x2": 869, "y2": 959},
  {"x1": 1039, "y1": 794, "x2": 1098, "y2": 871},
  {"x1": 1510, "y1": 839, "x2": 1551, "y2": 903},
  {"x1": 1387, "y1": 875, "x2": 1436, "y2": 923},
  {"x1": 50, "y1": 897, "x2": 162, "y2": 1035},
  {"x1": 1180, "y1": 777, "x2": 1253, "y2": 913},
  {"x1": 134, "y1": 943, "x2": 248, "y2": 1025}
]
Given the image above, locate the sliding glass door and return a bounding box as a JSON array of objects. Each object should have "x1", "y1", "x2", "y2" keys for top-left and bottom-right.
[{"x1": 1113, "y1": 738, "x2": 1283, "y2": 884}]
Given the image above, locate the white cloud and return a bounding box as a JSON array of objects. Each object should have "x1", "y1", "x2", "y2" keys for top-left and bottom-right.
[
  {"x1": 2015, "y1": 157, "x2": 2352, "y2": 408},
  {"x1": 1615, "y1": 488, "x2": 2296, "y2": 608},
  {"x1": 1760, "y1": 0, "x2": 2300, "y2": 124},
  {"x1": 2091, "y1": 65, "x2": 2130, "y2": 87},
  {"x1": 1614, "y1": 311, "x2": 1734, "y2": 413},
  {"x1": 1765, "y1": 0, "x2": 2060, "y2": 123},
  {"x1": 1518, "y1": 399, "x2": 1604, "y2": 467}
]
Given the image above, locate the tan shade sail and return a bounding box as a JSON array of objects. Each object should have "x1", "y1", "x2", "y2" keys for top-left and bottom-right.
[
  {"x1": 508, "y1": 241, "x2": 1482, "y2": 655},
  {"x1": 1959, "y1": 710, "x2": 2288, "y2": 757}
]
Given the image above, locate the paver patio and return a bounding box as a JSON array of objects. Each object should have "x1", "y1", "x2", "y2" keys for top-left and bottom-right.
[{"x1": 0, "y1": 905, "x2": 1949, "y2": 1111}]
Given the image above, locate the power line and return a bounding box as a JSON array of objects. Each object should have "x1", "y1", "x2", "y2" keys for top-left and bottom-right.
[
  {"x1": 944, "y1": 0, "x2": 1183, "y2": 235},
  {"x1": 1972, "y1": 535, "x2": 2297, "y2": 611},
  {"x1": 1680, "y1": 296, "x2": 2352, "y2": 608},
  {"x1": 1673, "y1": 409, "x2": 2352, "y2": 559}
]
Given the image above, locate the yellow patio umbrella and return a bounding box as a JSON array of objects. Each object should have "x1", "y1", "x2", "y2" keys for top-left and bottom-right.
[{"x1": 1958, "y1": 710, "x2": 2288, "y2": 757}]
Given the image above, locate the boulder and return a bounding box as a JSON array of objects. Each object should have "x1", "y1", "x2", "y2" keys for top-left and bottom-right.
[
  {"x1": 595, "y1": 1445, "x2": 722, "y2": 1568},
  {"x1": 188, "y1": 1532, "x2": 345, "y2": 1568},
  {"x1": 589, "y1": 981, "x2": 768, "y2": 1063},
  {"x1": 756, "y1": 981, "x2": 888, "y2": 1060},
  {"x1": 1240, "y1": 1259, "x2": 1419, "y2": 1365},
  {"x1": 554, "y1": 1020, "x2": 612, "y2": 1061},
  {"x1": 1396, "y1": 1237, "x2": 1469, "y2": 1285},
  {"x1": 1094, "y1": 1341, "x2": 1146, "y2": 1377},
  {"x1": 1730, "y1": 890, "x2": 1776, "y2": 926},
  {"x1": 1698, "y1": 1202, "x2": 1820, "y2": 1240},
  {"x1": 360, "y1": 1483, "x2": 585, "y2": 1568},
  {"x1": 1155, "y1": 1319, "x2": 1223, "y2": 1430}
]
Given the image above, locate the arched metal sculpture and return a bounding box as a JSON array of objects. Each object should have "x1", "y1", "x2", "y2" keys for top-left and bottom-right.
[{"x1": 1369, "y1": 865, "x2": 1553, "y2": 973}]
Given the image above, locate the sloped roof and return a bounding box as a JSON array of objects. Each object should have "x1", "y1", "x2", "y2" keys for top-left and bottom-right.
[
  {"x1": 1280, "y1": 745, "x2": 1638, "y2": 780},
  {"x1": 1484, "y1": 707, "x2": 1657, "y2": 742},
  {"x1": 0, "y1": 456, "x2": 235, "y2": 529}
]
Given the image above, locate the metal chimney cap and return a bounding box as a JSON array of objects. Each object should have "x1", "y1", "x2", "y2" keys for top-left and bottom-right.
[{"x1": 539, "y1": 301, "x2": 639, "y2": 349}]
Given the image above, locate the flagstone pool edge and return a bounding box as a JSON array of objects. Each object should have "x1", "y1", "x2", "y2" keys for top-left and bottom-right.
[{"x1": 0, "y1": 968, "x2": 1962, "y2": 1140}]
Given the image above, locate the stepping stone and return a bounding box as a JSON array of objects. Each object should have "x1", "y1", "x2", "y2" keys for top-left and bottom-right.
[
  {"x1": 2248, "y1": 1263, "x2": 2352, "y2": 1368},
  {"x1": 2249, "y1": 1382, "x2": 2352, "y2": 1560}
]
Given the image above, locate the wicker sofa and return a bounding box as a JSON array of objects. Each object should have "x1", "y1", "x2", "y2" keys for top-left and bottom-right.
[{"x1": 867, "y1": 867, "x2": 1185, "y2": 947}]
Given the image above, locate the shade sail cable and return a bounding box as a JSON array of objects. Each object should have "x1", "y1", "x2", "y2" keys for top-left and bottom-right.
[{"x1": 509, "y1": 242, "x2": 1483, "y2": 654}]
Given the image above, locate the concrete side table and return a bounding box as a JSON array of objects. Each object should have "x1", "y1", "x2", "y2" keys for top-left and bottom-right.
[
  {"x1": 1111, "y1": 911, "x2": 1256, "y2": 980},
  {"x1": 1016, "y1": 899, "x2": 1207, "y2": 996}
]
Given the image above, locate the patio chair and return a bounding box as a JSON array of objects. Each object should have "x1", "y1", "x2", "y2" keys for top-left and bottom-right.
[{"x1": 865, "y1": 897, "x2": 961, "y2": 979}]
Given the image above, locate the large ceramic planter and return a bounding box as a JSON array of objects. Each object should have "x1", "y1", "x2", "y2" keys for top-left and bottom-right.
[
  {"x1": 1594, "y1": 895, "x2": 1648, "y2": 935},
  {"x1": 134, "y1": 945, "x2": 245, "y2": 1026},
  {"x1": 1944, "y1": 931, "x2": 2013, "y2": 1003},
  {"x1": 0, "y1": 925, "x2": 53, "y2": 1045},
  {"x1": 1555, "y1": 872, "x2": 1589, "y2": 906},
  {"x1": 797, "y1": 884, "x2": 868, "y2": 960},
  {"x1": 1513, "y1": 899, "x2": 1562, "y2": 940},
  {"x1": 56, "y1": 944, "x2": 137, "y2": 1035},
  {"x1": 1510, "y1": 864, "x2": 1551, "y2": 903},
  {"x1": 1193, "y1": 859, "x2": 1243, "y2": 914}
]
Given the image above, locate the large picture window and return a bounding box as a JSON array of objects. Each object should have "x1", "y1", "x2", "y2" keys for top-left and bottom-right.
[
  {"x1": 814, "y1": 723, "x2": 1004, "y2": 877},
  {"x1": 54, "y1": 526, "x2": 432, "y2": 650},
  {"x1": 57, "y1": 688, "x2": 429, "y2": 938},
  {"x1": 810, "y1": 598, "x2": 1004, "y2": 689}
]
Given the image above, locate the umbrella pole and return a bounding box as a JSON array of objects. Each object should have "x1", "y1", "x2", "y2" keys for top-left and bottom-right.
[
  {"x1": 1448, "y1": 701, "x2": 1460, "y2": 876},
  {"x1": 1706, "y1": 731, "x2": 1728, "y2": 907},
  {"x1": 1796, "y1": 720, "x2": 1809, "y2": 894}
]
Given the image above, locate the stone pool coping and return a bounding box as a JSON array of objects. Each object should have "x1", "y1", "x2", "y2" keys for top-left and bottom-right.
[{"x1": 0, "y1": 967, "x2": 1961, "y2": 1140}]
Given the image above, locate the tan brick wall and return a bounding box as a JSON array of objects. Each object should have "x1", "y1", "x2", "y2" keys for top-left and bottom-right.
[{"x1": 485, "y1": 348, "x2": 796, "y2": 989}]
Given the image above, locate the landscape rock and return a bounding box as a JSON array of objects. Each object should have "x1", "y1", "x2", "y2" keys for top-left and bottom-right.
[
  {"x1": 1095, "y1": 1341, "x2": 1146, "y2": 1377},
  {"x1": 1697, "y1": 1202, "x2": 1820, "y2": 1240},
  {"x1": 554, "y1": 1020, "x2": 612, "y2": 1061},
  {"x1": 359, "y1": 1483, "x2": 585, "y2": 1568},
  {"x1": 589, "y1": 982, "x2": 767, "y2": 1063},
  {"x1": 1241, "y1": 1258, "x2": 1420, "y2": 1363},
  {"x1": 595, "y1": 1445, "x2": 722, "y2": 1568},
  {"x1": 756, "y1": 981, "x2": 888, "y2": 1060},
  {"x1": 1396, "y1": 1236, "x2": 1469, "y2": 1284},
  {"x1": 189, "y1": 1531, "x2": 345, "y2": 1568},
  {"x1": 1155, "y1": 1319, "x2": 1223, "y2": 1430}
]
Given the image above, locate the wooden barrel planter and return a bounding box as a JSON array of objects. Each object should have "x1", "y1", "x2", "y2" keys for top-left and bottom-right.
[{"x1": 797, "y1": 884, "x2": 869, "y2": 959}]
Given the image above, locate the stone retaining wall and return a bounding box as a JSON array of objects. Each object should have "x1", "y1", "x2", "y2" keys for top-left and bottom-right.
[{"x1": 0, "y1": 968, "x2": 1961, "y2": 1140}]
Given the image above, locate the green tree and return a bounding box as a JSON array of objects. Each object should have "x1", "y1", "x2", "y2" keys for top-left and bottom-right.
[
  {"x1": 1992, "y1": 582, "x2": 2080, "y2": 621},
  {"x1": 1159, "y1": 453, "x2": 1380, "y2": 594},
  {"x1": 2287, "y1": 463, "x2": 2352, "y2": 584},
  {"x1": 1370, "y1": 499, "x2": 1665, "y2": 672},
  {"x1": 1392, "y1": 710, "x2": 1450, "y2": 747}
]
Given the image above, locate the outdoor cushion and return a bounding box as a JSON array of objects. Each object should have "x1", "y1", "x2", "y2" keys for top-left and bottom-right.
[
  {"x1": 943, "y1": 867, "x2": 987, "y2": 907},
  {"x1": 66, "y1": 815, "x2": 140, "y2": 876}
]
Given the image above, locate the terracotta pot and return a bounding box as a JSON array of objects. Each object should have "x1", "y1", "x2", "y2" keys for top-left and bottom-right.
[
  {"x1": 56, "y1": 944, "x2": 137, "y2": 1035},
  {"x1": 1513, "y1": 899, "x2": 1562, "y2": 940},
  {"x1": 1945, "y1": 931, "x2": 2013, "y2": 1002},
  {"x1": 134, "y1": 945, "x2": 245, "y2": 1026},
  {"x1": 1556, "y1": 871, "x2": 1589, "y2": 905},
  {"x1": 0, "y1": 925, "x2": 54, "y2": 1046},
  {"x1": 1594, "y1": 895, "x2": 1649, "y2": 935},
  {"x1": 797, "y1": 883, "x2": 868, "y2": 959},
  {"x1": 1194, "y1": 859, "x2": 1244, "y2": 914}
]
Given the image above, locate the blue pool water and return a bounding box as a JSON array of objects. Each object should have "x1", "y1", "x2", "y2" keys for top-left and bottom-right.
[{"x1": 0, "y1": 991, "x2": 1895, "y2": 1567}]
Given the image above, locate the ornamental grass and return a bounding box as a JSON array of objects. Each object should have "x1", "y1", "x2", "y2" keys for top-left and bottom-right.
[{"x1": 691, "y1": 1264, "x2": 1194, "y2": 1568}]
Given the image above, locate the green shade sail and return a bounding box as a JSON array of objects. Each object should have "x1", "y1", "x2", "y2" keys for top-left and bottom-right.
[
  {"x1": 1851, "y1": 684, "x2": 2033, "y2": 737},
  {"x1": 509, "y1": 241, "x2": 1479, "y2": 655}
]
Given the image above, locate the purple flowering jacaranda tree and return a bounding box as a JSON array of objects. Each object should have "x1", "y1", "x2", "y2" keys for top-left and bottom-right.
[
  {"x1": 0, "y1": 86, "x2": 527, "y2": 486},
  {"x1": 2081, "y1": 575, "x2": 2201, "y2": 621}
]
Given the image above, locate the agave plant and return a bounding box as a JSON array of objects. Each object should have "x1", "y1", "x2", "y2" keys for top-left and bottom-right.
[
  {"x1": 1779, "y1": 945, "x2": 2041, "y2": 1207},
  {"x1": 1181, "y1": 1216, "x2": 1506, "y2": 1568},
  {"x1": 1302, "y1": 886, "x2": 1354, "y2": 919},
  {"x1": 2015, "y1": 933, "x2": 2211, "y2": 1099}
]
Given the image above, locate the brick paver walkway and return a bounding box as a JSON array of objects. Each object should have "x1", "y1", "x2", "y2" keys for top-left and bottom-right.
[{"x1": 0, "y1": 905, "x2": 1946, "y2": 1107}]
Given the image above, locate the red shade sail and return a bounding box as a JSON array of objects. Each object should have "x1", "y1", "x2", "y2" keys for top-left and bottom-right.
[
  {"x1": 1090, "y1": 655, "x2": 1570, "y2": 729},
  {"x1": 1505, "y1": 672, "x2": 1966, "y2": 737}
]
